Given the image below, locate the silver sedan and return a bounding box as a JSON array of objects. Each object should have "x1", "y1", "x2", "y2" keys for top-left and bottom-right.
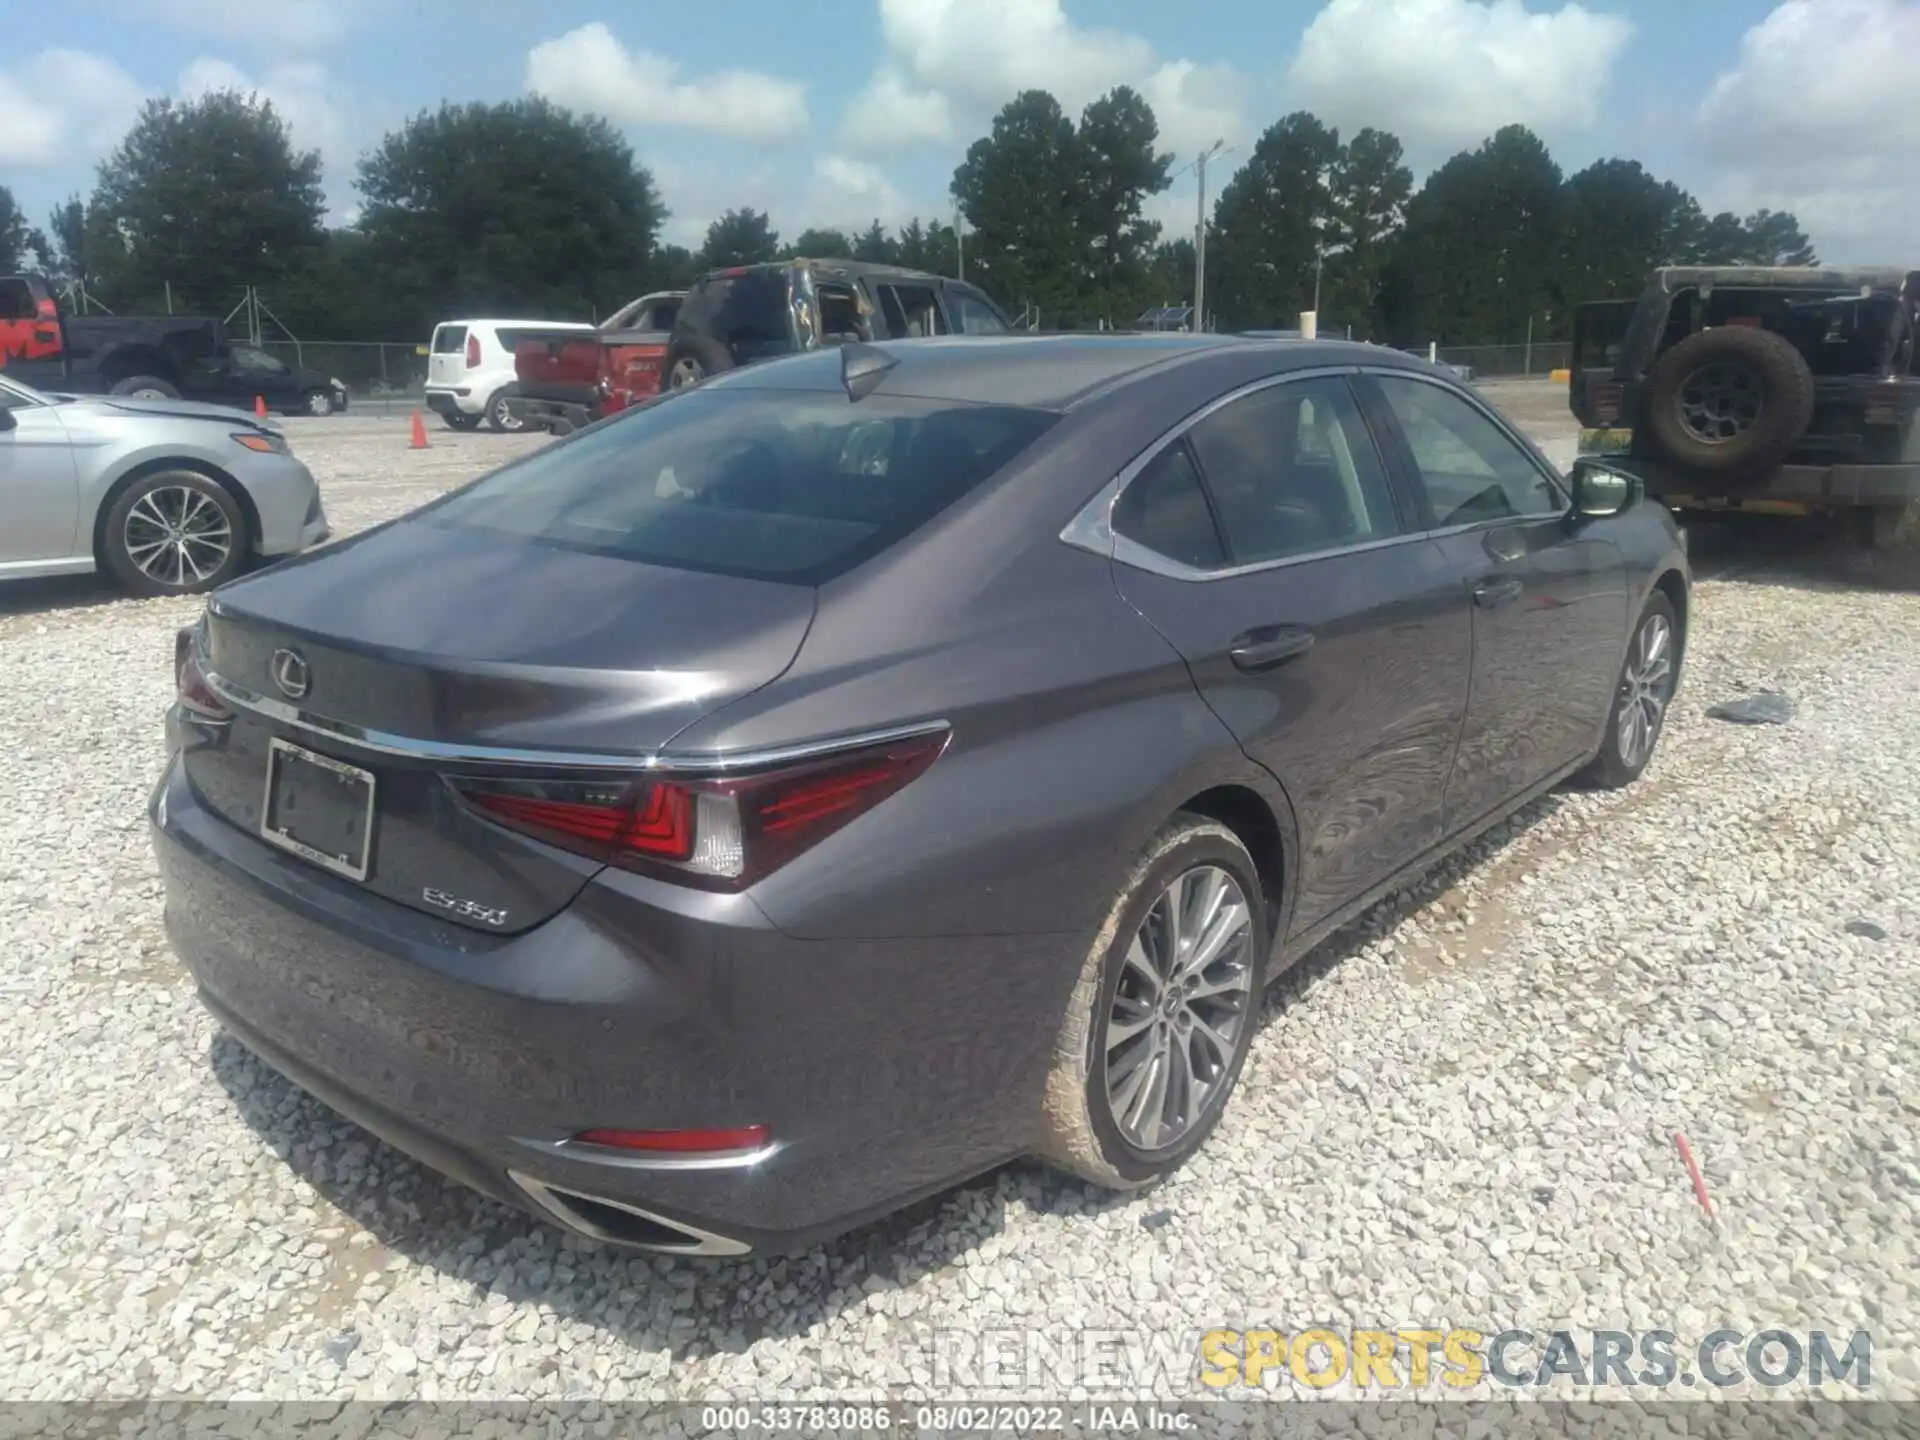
[{"x1": 0, "y1": 372, "x2": 329, "y2": 597}]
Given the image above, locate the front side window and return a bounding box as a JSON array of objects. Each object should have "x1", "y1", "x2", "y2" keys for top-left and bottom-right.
[
  {"x1": 949, "y1": 290, "x2": 1010, "y2": 335},
  {"x1": 1185, "y1": 375, "x2": 1400, "y2": 565},
  {"x1": 879, "y1": 285, "x2": 949, "y2": 339},
  {"x1": 233, "y1": 346, "x2": 288, "y2": 376},
  {"x1": 1373, "y1": 375, "x2": 1564, "y2": 526},
  {"x1": 427, "y1": 390, "x2": 1056, "y2": 584}
]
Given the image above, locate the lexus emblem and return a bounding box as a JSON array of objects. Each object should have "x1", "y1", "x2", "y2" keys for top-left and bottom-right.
[{"x1": 269, "y1": 648, "x2": 310, "y2": 700}]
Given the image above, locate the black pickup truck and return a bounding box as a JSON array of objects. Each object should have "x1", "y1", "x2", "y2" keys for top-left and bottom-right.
[
  {"x1": 1571, "y1": 266, "x2": 1919, "y2": 545},
  {"x1": 0, "y1": 272, "x2": 345, "y2": 413}
]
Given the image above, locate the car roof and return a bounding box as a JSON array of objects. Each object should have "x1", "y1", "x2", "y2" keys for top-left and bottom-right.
[
  {"x1": 696, "y1": 260, "x2": 965, "y2": 286},
  {"x1": 1653, "y1": 266, "x2": 1916, "y2": 294},
  {"x1": 705, "y1": 334, "x2": 1443, "y2": 410}
]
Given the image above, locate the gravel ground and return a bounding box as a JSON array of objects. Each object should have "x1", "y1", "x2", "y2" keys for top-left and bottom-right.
[{"x1": 1, "y1": 402, "x2": 1916, "y2": 1404}]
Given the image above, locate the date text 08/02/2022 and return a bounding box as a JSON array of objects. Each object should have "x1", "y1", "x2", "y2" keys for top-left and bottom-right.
[{"x1": 699, "y1": 1404, "x2": 1194, "y2": 1433}]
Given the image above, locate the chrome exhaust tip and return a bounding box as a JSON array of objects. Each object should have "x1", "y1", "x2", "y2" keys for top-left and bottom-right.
[{"x1": 508, "y1": 1170, "x2": 751, "y2": 1257}]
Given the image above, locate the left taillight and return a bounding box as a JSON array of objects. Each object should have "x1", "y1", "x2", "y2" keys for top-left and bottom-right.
[
  {"x1": 452, "y1": 729, "x2": 949, "y2": 891},
  {"x1": 465, "y1": 333, "x2": 482, "y2": 368},
  {"x1": 174, "y1": 623, "x2": 229, "y2": 720}
]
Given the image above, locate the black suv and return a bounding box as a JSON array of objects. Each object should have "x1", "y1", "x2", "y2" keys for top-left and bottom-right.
[
  {"x1": 662, "y1": 260, "x2": 1013, "y2": 390},
  {"x1": 1571, "y1": 266, "x2": 1919, "y2": 544}
]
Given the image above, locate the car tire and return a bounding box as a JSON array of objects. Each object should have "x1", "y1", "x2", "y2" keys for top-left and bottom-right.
[
  {"x1": 664, "y1": 334, "x2": 733, "y2": 391},
  {"x1": 1578, "y1": 591, "x2": 1680, "y2": 790},
  {"x1": 1641, "y1": 326, "x2": 1814, "y2": 475},
  {"x1": 108, "y1": 374, "x2": 182, "y2": 401},
  {"x1": 303, "y1": 388, "x2": 333, "y2": 417},
  {"x1": 101, "y1": 469, "x2": 249, "y2": 598},
  {"x1": 443, "y1": 410, "x2": 482, "y2": 432},
  {"x1": 486, "y1": 388, "x2": 525, "y2": 433},
  {"x1": 1036, "y1": 813, "x2": 1268, "y2": 1189}
]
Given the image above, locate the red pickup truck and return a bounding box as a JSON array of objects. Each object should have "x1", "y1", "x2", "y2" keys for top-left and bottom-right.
[{"x1": 510, "y1": 291, "x2": 683, "y2": 435}]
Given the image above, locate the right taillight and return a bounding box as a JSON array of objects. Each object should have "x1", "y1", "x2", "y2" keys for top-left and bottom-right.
[
  {"x1": 452, "y1": 729, "x2": 948, "y2": 891},
  {"x1": 1590, "y1": 380, "x2": 1624, "y2": 426},
  {"x1": 174, "y1": 623, "x2": 229, "y2": 720},
  {"x1": 465, "y1": 333, "x2": 482, "y2": 368}
]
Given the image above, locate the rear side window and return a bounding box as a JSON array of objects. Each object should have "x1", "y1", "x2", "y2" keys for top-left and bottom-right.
[
  {"x1": 1112, "y1": 443, "x2": 1225, "y2": 570},
  {"x1": 878, "y1": 284, "x2": 949, "y2": 338},
  {"x1": 1187, "y1": 377, "x2": 1400, "y2": 564},
  {"x1": 680, "y1": 273, "x2": 794, "y2": 350},
  {"x1": 427, "y1": 390, "x2": 1057, "y2": 584},
  {"x1": 431, "y1": 325, "x2": 468, "y2": 354}
]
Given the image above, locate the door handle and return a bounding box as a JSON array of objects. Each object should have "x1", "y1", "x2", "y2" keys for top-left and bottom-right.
[
  {"x1": 1473, "y1": 577, "x2": 1524, "y2": 609},
  {"x1": 1228, "y1": 627, "x2": 1315, "y2": 672}
]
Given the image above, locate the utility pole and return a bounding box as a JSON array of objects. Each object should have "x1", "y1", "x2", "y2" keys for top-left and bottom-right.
[
  {"x1": 1313, "y1": 246, "x2": 1323, "y2": 316},
  {"x1": 1191, "y1": 139, "x2": 1226, "y2": 333},
  {"x1": 953, "y1": 201, "x2": 965, "y2": 281}
]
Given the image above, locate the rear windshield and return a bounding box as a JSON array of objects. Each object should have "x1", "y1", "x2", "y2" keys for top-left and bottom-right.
[
  {"x1": 430, "y1": 325, "x2": 468, "y2": 354},
  {"x1": 425, "y1": 389, "x2": 1058, "y2": 584},
  {"x1": 680, "y1": 272, "x2": 794, "y2": 349},
  {"x1": 1572, "y1": 301, "x2": 1635, "y2": 371}
]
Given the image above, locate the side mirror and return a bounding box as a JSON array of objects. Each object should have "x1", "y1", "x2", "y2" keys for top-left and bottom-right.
[{"x1": 1568, "y1": 456, "x2": 1640, "y2": 519}]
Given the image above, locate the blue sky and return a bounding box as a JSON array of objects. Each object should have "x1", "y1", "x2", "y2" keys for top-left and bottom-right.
[{"x1": 3, "y1": 0, "x2": 1915, "y2": 264}]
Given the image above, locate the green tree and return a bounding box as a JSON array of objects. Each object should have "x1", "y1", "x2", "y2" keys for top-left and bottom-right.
[
  {"x1": 1741, "y1": 209, "x2": 1817, "y2": 265},
  {"x1": 923, "y1": 218, "x2": 963, "y2": 279},
  {"x1": 953, "y1": 90, "x2": 1085, "y2": 319},
  {"x1": 1387, "y1": 124, "x2": 1564, "y2": 345},
  {"x1": 789, "y1": 226, "x2": 853, "y2": 259},
  {"x1": 1074, "y1": 85, "x2": 1172, "y2": 323},
  {"x1": 358, "y1": 98, "x2": 660, "y2": 338},
  {"x1": 700, "y1": 207, "x2": 779, "y2": 268},
  {"x1": 651, "y1": 244, "x2": 700, "y2": 289},
  {"x1": 1207, "y1": 112, "x2": 1342, "y2": 330},
  {"x1": 0, "y1": 186, "x2": 50, "y2": 273},
  {"x1": 92, "y1": 90, "x2": 326, "y2": 315},
  {"x1": 1690, "y1": 211, "x2": 1751, "y2": 265},
  {"x1": 894, "y1": 217, "x2": 931, "y2": 271},
  {"x1": 852, "y1": 220, "x2": 895, "y2": 263},
  {"x1": 1323, "y1": 126, "x2": 1413, "y2": 334},
  {"x1": 1555, "y1": 159, "x2": 1696, "y2": 310}
]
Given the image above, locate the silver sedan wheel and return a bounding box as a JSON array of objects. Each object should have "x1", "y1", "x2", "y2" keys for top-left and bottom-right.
[
  {"x1": 1616, "y1": 611, "x2": 1674, "y2": 768},
  {"x1": 1102, "y1": 864, "x2": 1256, "y2": 1152},
  {"x1": 123, "y1": 485, "x2": 233, "y2": 590}
]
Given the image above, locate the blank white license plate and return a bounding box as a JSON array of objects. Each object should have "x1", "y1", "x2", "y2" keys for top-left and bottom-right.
[{"x1": 260, "y1": 738, "x2": 376, "y2": 882}]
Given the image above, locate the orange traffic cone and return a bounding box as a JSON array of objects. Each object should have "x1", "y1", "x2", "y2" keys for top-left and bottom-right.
[
  {"x1": 409, "y1": 410, "x2": 430, "y2": 449},
  {"x1": 253, "y1": 394, "x2": 268, "y2": 419}
]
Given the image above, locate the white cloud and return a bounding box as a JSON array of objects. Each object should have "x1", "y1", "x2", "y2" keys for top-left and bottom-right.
[
  {"x1": 837, "y1": 70, "x2": 953, "y2": 157},
  {"x1": 839, "y1": 0, "x2": 1251, "y2": 162},
  {"x1": 1693, "y1": 0, "x2": 1918, "y2": 261},
  {"x1": 142, "y1": 0, "x2": 366, "y2": 50},
  {"x1": 1287, "y1": 0, "x2": 1633, "y2": 164},
  {"x1": 525, "y1": 23, "x2": 808, "y2": 144},
  {"x1": 800, "y1": 155, "x2": 913, "y2": 233},
  {"x1": 0, "y1": 49, "x2": 144, "y2": 167}
]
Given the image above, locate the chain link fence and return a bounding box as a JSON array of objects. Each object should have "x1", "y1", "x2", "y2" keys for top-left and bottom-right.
[{"x1": 1434, "y1": 341, "x2": 1572, "y2": 379}]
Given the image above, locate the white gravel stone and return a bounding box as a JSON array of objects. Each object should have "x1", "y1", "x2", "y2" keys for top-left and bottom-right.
[{"x1": 0, "y1": 404, "x2": 1914, "y2": 1406}]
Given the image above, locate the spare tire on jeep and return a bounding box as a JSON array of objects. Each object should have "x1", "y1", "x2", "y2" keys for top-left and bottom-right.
[{"x1": 1642, "y1": 325, "x2": 1815, "y2": 474}]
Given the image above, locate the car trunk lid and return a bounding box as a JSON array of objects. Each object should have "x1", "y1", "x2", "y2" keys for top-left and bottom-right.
[{"x1": 186, "y1": 521, "x2": 816, "y2": 931}]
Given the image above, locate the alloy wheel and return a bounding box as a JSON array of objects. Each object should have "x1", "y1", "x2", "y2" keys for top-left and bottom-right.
[
  {"x1": 307, "y1": 391, "x2": 332, "y2": 416},
  {"x1": 1101, "y1": 864, "x2": 1256, "y2": 1152},
  {"x1": 123, "y1": 485, "x2": 233, "y2": 591},
  {"x1": 668, "y1": 357, "x2": 704, "y2": 390},
  {"x1": 1616, "y1": 611, "x2": 1674, "y2": 769},
  {"x1": 1677, "y1": 362, "x2": 1760, "y2": 444}
]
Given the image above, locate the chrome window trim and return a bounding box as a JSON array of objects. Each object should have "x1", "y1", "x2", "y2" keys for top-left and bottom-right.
[
  {"x1": 202, "y1": 670, "x2": 949, "y2": 773},
  {"x1": 510, "y1": 1133, "x2": 782, "y2": 1173}
]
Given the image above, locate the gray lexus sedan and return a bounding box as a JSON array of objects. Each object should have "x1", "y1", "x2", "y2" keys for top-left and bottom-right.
[
  {"x1": 0, "y1": 373, "x2": 328, "y2": 596},
  {"x1": 151, "y1": 335, "x2": 1688, "y2": 1257}
]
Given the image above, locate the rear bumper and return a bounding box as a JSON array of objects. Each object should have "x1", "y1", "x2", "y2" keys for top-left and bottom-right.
[
  {"x1": 508, "y1": 396, "x2": 596, "y2": 435},
  {"x1": 423, "y1": 388, "x2": 478, "y2": 417},
  {"x1": 1581, "y1": 439, "x2": 1920, "y2": 511},
  {"x1": 149, "y1": 751, "x2": 1057, "y2": 1256}
]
